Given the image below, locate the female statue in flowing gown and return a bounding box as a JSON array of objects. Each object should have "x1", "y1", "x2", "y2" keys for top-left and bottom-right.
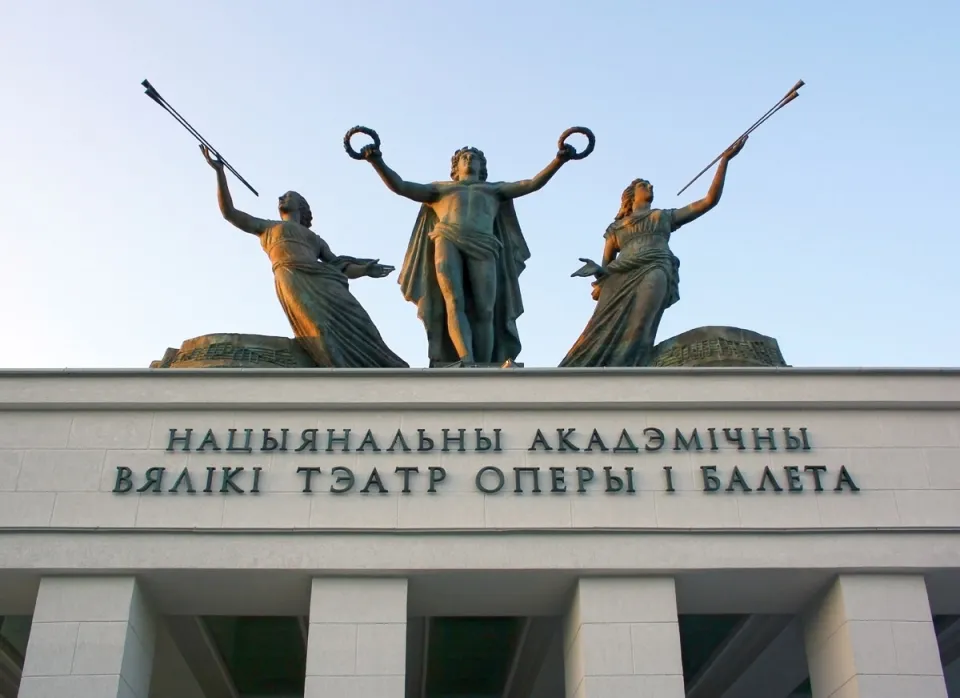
[
  {"x1": 200, "y1": 145, "x2": 408, "y2": 368},
  {"x1": 559, "y1": 136, "x2": 748, "y2": 368}
]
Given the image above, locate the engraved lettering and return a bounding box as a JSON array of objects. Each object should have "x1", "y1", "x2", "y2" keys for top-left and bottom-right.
[
  {"x1": 476, "y1": 466, "x2": 505, "y2": 493},
  {"x1": 169, "y1": 467, "x2": 196, "y2": 494},
  {"x1": 751, "y1": 428, "x2": 777, "y2": 451},
  {"x1": 297, "y1": 466, "x2": 323, "y2": 493},
  {"x1": 261, "y1": 428, "x2": 289, "y2": 452},
  {"x1": 644, "y1": 427, "x2": 665, "y2": 451},
  {"x1": 167, "y1": 428, "x2": 193, "y2": 452},
  {"x1": 804, "y1": 465, "x2": 827, "y2": 492},
  {"x1": 297, "y1": 429, "x2": 319, "y2": 452},
  {"x1": 442, "y1": 428, "x2": 467, "y2": 453},
  {"x1": 395, "y1": 466, "x2": 418, "y2": 493},
  {"x1": 528, "y1": 429, "x2": 552, "y2": 451},
  {"x1": 757, "y1": 466, "x2": 783, "y2": 492},
  {"x1": 326, "y1": 429, "x2": 351, "y2": 453},
  {"x1": 604, "y1": 467, "x2": 623, "y2": 493},
  {"x1": 701, "y1": 465, "x2": 721, "y2": 492},
  {"x1": 417, "y1": 429, "x2": 434, "y2": 452},
  {"x1": 514, "y1": 467, "x2": 542, "y2": 493},
  {"x1": 137, "y1": 466, "x2": 165, "y2": 493},
  {"x1": 550, "y1": 467, "x2": 566, "y2": 493},
  {"x1": 197, "y1": 429, "x2": 221, "y2": 452},
  {"x1": 357, "y1": 429, "x2": 381, "y2": 452},
  {"x1": 428, "y1": 466, "x2": 446, "y2": 493},
  {"x1": 220, "y1": 467, "x2": 245, "y2": 493},
  {"x1": 360, "y1": 468, "x2": 388, "y2": 494},
  {"x1": 576, "y1": 466, "x2": 594, "y2": 493},
  {"x1": 585, "y1": 429, "x2": 608, "y2": 452},
  {"x1": 723, "y1": 428, "x2": 746, "y2": 451},
  {"x1": 663, "y1": 465, "x2": 675, "y2": 492},
  {"x1": 226, "y1": 428, "x2": 253, "y2": 453},
  {"x1": 834, "y1": 466, "x2": 860, "y2": 492},
  {"x1": 387, "y1": 430, "x2": 411, "y2": 452},
  {"x1": 614, "y1": 429, "x2": 639, "y2": 453},
  {"x1": 330, "y1": 466, "x2": 355, "y2": 494},
  {"x1": 674, "y1": 428, "x2": 703, "y2": 451},
  {"x1": 113, "y1": 466, "x2": 133, "y2": 493},
  {"x1": 557, "y1": 428, "x2": 579, "y2": 452}
]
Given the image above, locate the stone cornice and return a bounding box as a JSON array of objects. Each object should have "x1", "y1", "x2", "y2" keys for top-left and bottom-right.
[{"x1": 0, "y1": 368, "x2": 959, "y2": 410}]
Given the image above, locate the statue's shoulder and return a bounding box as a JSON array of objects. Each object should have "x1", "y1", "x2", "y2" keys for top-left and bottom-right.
[
  {"x1": 257, "y1": 218, "x2": 284, "y2": 235},
  {"x1": 604, "y1": 218, "x2": 625, "y2": 237}
]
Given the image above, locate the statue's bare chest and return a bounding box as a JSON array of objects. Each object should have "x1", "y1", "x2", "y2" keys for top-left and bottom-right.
[{"x1": 436, "y1": 184, "x2": 499, "y2": 225}]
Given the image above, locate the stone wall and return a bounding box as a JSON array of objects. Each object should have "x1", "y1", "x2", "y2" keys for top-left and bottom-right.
[{"x1": 0, "y1": 369, "x2": 957, "y2": 533}]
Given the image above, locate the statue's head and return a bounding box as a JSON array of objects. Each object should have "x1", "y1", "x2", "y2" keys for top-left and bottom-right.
[
  {"x1": 451, "y1": 147, "x2": 488, "y2": 182},
  {"x1": 278, "y1": 190, "x2": 313, "y2": 228},
  {"x1": 615, "y1": 178, "x2": 654, "y2": 220}
]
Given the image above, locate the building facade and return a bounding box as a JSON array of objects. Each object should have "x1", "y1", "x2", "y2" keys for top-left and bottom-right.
[{"x1": 0, "y1": 367, "x2": 958, "y2": 698}]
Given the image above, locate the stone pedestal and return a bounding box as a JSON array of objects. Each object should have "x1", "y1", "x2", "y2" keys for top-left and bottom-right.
[
  {"x1": 650, "y1": 326, "x2": 788, "y2": 368},
  {"x1": 151, "y1": 334, "x2": 527, "y2": 370},
  {"x1": 150, "y1": 333, "x2": 317, "y2": 369},
  {"x1": 152, "y1": 326, "x2": 787, "y2": 369}
]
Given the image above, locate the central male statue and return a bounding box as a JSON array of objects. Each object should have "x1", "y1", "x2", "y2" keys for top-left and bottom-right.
[{"x1": 359, "y1": 141, "x2": 578, "y2": 366}]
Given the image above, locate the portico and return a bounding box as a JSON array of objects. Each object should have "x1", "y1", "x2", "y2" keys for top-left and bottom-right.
[{"x1": 1, "y1": 367, "x2": 959, "y2": 697}]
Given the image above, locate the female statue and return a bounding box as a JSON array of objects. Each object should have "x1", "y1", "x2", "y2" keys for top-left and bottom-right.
[
  {"x1": 559, "y1": 136, "x2": 748, "y2": 368},
  {"x1": 200, "y1": 145, "x2": 408, "y2": 368}
]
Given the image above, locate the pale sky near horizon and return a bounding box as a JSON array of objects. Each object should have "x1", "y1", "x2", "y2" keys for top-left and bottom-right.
[{"x1": 1, "y1": 0, "x2": 957, "y2": 369}]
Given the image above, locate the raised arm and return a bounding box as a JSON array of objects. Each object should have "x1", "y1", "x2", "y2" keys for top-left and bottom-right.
[
  {"x1": 201, "y1": 145, "x2": 270, "y2": 235},
  {"x1": 358, "y1": 145, "x2": 438, "y2": 203},
  {"x1": 672, "y1": 136, "x2": 747, "y2": 230},
  {"x1": 497, "y1": 146, "x2": 573, "y2": 200}
]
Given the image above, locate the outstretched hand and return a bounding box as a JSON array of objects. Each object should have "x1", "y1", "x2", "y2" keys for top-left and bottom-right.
[
  {"x1": 364, "y1": 260, "x2": 395, "y2": 278},
  {"x1": 571, "y1": 257, "x2": 605, "y2": 278},
  {"x1": 200, "y1": 144, "x2": 225, "y2": 172}
]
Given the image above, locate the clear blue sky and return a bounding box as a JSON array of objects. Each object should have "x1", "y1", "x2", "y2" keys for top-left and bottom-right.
[{"x1": 1, "y1": 0, "x2": 957, "y2": 368}]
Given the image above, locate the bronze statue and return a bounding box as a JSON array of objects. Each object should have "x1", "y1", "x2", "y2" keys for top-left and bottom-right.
[
  {"x1": 200, "y1": 145, "x2": 408, "y2": 369},
  {"x1": 347, "y1": 127, "x2": 595, "y2": 367},
  {"x1": 560, "y1": 136, "x2": 748, "y2": 368}
]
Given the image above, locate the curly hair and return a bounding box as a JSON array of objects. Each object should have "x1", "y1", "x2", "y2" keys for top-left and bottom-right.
[
  {"x1": 614, "y1": 179, "x2": 653, "y2": 220},
  {"x1": 450, "y1": 147, "x2": 488, "y2": 182},
  {"x1": 283, "y1": 190, "x2": 313, "y2": 228}
]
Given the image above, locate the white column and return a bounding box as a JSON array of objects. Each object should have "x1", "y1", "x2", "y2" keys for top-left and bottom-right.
[
  {"x1": 803, "y1": 575, "x2": 947, "y2": 698},
  {"x1": 305, "y1": 577, "x2": 407, "y2": 698},
  {"x1": 563, "y1": 577, "x2": 685, "y2": 698},
  {"x1": 18, "y1": 576, "x2": 156, "y2": 698}
]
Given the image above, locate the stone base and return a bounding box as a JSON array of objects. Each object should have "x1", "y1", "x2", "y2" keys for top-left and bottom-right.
[
  {"x1": 152, "y1": 328, "x2": 785, "y2": 369},
  {"x1": 431, "y1": 359, "x2": 524, "y2": 369},
  {"x1": 150, "y1": 334, "x2": 317, "y2": 369},
  {"x1": 649, "y1": 326, "x2": 788, "y2": 368}
]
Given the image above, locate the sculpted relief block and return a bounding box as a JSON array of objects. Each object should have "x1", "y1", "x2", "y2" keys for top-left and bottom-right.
[
  {"x1": 649, "y1": 327, "x2": 788, "y2": 368},
  {"x1": 150, "y1": 334, "x2": 317, "y2": 369}
]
